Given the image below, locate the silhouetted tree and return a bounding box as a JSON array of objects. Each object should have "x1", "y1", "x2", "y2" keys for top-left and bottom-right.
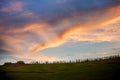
[
  {"x1": 3, "y1": 62, "x2": 12, "y2": 66},
  {"x1": 45, "y1": 61, "x2": 48, "y2": 64},
  {"x1": 16, "y1": 61, "x2": 25, "y2": 64}
]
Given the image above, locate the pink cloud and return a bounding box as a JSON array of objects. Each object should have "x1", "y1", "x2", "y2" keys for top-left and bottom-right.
[{"x1": 1, "y1": 1, "x2": 23, "y2": 12}]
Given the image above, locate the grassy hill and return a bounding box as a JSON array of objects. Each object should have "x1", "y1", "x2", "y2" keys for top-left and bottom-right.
[{"x1": 0, "y1": 56, "x2": 120, "y2": 80}]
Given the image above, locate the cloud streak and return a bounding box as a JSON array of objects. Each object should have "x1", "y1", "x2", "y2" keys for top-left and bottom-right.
[{"x1": 30, "y1": 5, "x2": 120, "y2": 52}]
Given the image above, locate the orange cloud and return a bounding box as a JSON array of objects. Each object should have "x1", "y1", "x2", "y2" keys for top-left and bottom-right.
[
  {"x1": 1, "y1": 4, "x2": 120, "y2": 53},
  {"x1": 99, "y1": 5, "x2": 120, "y2": 26},
  {"x1": 30, "y1": 5, "x2": 120, "y2": 52},
  {"x1": 30, "y1": 25, "x2": 88, "y2": 52},
  {"x1": 0, "y1": 34, "x2": 27, "y2": 52},
  {"x1": 0, "y1": 23, "x2": 57, "y2": 53},
  {"x1": 12, "y1": 23, "x2": 56, "y2": 41},
  {"x1": 101, "y1": 16, "x2": 120, "y2": 26}
]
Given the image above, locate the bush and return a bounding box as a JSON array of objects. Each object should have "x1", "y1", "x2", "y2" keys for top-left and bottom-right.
[
  {"x1": 16, "y1": 61, "x2": 25, "y2": 64},
  {"x1": 3, "y1": 62, "x2": 12, "y2": 66}
]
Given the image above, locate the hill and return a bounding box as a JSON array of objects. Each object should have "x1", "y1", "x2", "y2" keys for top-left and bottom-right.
[{"x1": 0, "y1": 56, "x2": 120, "y2": 80}]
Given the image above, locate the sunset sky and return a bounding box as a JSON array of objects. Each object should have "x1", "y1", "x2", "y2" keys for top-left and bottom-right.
[{"x1": 0, "y1": 0, "x2": 120, "y2": 64}]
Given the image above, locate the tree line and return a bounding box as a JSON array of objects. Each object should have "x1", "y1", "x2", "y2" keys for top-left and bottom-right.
[{"x1": 3, "y1": 55, "x2": 120, "y2": 66}]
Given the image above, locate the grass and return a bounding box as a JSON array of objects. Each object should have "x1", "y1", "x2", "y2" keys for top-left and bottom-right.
[{"x1": 0, "y1": 56, "x2": 120, "y2": 80}]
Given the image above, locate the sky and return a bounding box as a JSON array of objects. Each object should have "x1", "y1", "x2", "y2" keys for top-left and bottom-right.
[{"x1": 0, "y1": 0, "x2": 120, "y2": 64}]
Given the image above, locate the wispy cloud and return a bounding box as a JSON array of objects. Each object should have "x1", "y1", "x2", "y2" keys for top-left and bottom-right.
[
  {"x1": 1, "y1": 1, "x2": 23, "y2": 12},
  {"x1": 30, "y1": 5, "x2": 120, "y2": 52}
]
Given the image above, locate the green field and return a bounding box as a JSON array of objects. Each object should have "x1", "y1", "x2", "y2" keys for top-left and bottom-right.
[{"x1": 0, "y1": 63, "x2": 120, "y2": 80}]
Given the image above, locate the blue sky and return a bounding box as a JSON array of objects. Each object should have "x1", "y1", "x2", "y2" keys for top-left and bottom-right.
[{"x1": 0, "y1": 0, "x2": 120, "y2": 64}]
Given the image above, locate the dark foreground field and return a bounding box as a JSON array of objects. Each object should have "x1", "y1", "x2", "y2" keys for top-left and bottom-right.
[{"x1": 0, "y1": 57, "x2": 120, "y2": 80}]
